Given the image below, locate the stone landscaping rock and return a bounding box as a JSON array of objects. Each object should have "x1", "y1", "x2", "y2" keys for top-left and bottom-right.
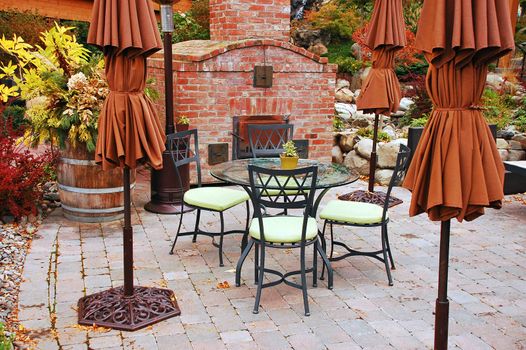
[
  {"x1": 338, "y1": 133, "x2": 357, "y2": 153},
  {"x1": 377, "y1": 141, "x2": 400, "y2": 169},
  {"x1": 509, "y1": 140, "x2": 523, "y2": 150},
  {"x1": 496, "y1": 138, "x2": 510, "y2": 150},
  {"x1": 344, "y1": 150, "x2": 370, "y2": 175},
  {"x1": 308, "y1": 43, "x2": 328, "y2": 56},
  {"x1": 382, "y1": 125, "x2": 397, "y2": 139},
  {"x1": 292, "y1": 28, "x2": 331, "y2": 48},
  {"x1": 355, "y1": 138, "x2": 374, "y2": 160},
  {"x1": 350, "y1": 42, "x2": 362, "y2": 60},
  {"x1": 499, "y1": 149, "x2": 510, "y2": 161},
  {"x1": 512, "y1": 134, "x2": 526, "y2": 149},
  {"x1": 398, "y1": 97, "x2": 414, "y2": 112},
  {"x1": 335, "y1": 103, "x2": 356, "y2": 121},
  {"x1": 375, "y1": 169, "x2": 395, "y2": 186},
  {"x1": 331, "y1": 145, "x2": 344, "y2": 164},
  {"x1": 486, "y1": 72, "x2": 504, "y2": 89},
  {"x1": 508, "y1": 150, "x2": 526, "y2": 161},
  {"x1": 335, "y1": 88, "x2": 354, "y2": 103},
  {"x1": 336, "y1": 79, "x2": 350, "y2": 90},
  {"x1": 351, "y1": 110, "x2": 375, "y2": 128}
]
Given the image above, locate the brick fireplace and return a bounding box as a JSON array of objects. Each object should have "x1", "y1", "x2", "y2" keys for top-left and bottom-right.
[{"x1": 148, "y1": 0, "x2": 336, "y2": 182}]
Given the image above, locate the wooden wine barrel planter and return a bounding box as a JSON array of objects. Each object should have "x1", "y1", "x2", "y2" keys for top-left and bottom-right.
[{"x1": 57, "y1": 144, "x2": 135, "y2": 222}]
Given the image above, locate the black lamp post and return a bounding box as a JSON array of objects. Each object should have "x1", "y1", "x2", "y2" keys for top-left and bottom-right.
[{"x1": 145, "y1": 0, "x2": 192, "y2": 214}]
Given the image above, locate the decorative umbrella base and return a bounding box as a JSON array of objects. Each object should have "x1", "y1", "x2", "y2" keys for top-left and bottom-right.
[
  {"x1": 78, "y1": 286, "x2": 181, "y2": 331},
  {"x1": 338, "y1": 190, "x2": 402, "y2": 208}
]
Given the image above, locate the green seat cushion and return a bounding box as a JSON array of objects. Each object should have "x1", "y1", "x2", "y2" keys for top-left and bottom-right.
[
  {"x1": 249, "y1": 216, "x2": 318, "y2": 243},
  {"x1": 184, "y1": 187, "x2": 249, "y2": 211},
  {"x1": 319, "y1": 200, "x2": 385, "y2": 224}
]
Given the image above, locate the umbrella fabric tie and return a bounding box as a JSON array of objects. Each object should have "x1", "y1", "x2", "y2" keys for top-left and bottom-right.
[{"x1": 434, "y1": 105, "x2": 485, "y2": 112}]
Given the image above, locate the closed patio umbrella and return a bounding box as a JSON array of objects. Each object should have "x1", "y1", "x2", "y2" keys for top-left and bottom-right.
[
  {"x1": 403, "y1": 0, "x2": 514, "y2": 347},
  {"x1": 352, "y1": 0, "x2": 406, "y2": 203},
  {"x1": 77, "y1": 0, "x2": 180, "y2": 331}
]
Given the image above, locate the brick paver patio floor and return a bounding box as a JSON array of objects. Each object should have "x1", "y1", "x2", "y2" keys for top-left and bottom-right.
[{"x1": 18, "y1": 171, "x2": 526, "y2": 349}]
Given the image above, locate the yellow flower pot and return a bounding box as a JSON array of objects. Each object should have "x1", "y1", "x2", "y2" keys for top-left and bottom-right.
[{"x1": 280, "y1": 155, "x2": 299, "y2": 170}]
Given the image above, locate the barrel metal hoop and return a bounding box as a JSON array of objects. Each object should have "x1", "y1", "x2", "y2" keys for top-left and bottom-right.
[
  {"x1": 58, "y1": 183, "x2": 136, "y2": 194},
  {"x1": 61, "y1": 203, "x2": 125, "y2": 214},
  {"x1": 60, "y1": 157, "x2": 98, "y2": 166}
]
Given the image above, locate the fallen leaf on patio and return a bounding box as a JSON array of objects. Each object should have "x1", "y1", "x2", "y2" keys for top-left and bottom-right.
[
  {"x1": 216, "y1": 281, "x2": 230, "y2": 289},
  {"x1": 157, "y1": 279, "x2": 168, "y2": 288}
]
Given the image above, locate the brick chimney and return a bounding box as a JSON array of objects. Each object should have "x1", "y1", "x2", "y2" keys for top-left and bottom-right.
[{"x1": 209, "y1": 0, "x2": 290, "y2": 41}]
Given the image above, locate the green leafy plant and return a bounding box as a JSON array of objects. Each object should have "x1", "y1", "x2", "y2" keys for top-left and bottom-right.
[
  {"x1": 356, "y1": 127, "x2": 392, "y2": 142},
  {"x1": 304, "y1": 2, "x2": 362, "y2": 41},
  {"x1": 0, "y1": 24, "x2": 109, "y2": 151},
  {"x1": 409, "y1": 116, "x2": 429, "y2": 128},
  {"x1": 177, "y1": 115, "x2": 190, "y2": 125},
  {"x1": 282, "y1": 140, "x2": 299, "y2": 158},
  {"x1": 333, "y1": 116, "x2": 345, "y2": 131},
  {"x1": 0, "y1": 322, "x2": 14, "y2": 350},
  {"x1": 172, "y1": 12, "x2": 209, "y2": 43},
  {"x1": 482, "y1": 88, "x2": 514, "y2": 130}
]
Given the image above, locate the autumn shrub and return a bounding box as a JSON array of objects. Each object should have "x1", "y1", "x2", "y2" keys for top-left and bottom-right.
[
  {"x1": 305, "y1": 2, "x2": 362, "y2": 41},
  {"x1": 0, "y1": 121, "x2": 55, "y2": 220},
  {"x1": 398, "y1": 73, "x2": 433, "y2": 126},
  {"x1": 482, "y1": 88, "x2": 515, "y2": 130}
]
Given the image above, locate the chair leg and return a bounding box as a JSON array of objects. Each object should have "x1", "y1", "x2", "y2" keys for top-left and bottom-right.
[
  {"x1": 381, "y1": 223, "x2": 393, "y2": 286},
  {"x1": 312, "y1": 240, "x2": 318, "y2": 288},
  {"x1": 384, "y1": 224, "x2": 395, "y2": 269},
  {"x1": 236, "y1": 239, "x2": 254, "y2": 287},
  {"x1": 219, "y1": 212, "x2": 225, "y2": 267},
  {"x1": 300, "y1": 244, "x2": 310, "y2": 316},
  {"x1": 329, "y1": 222, "x2": 335, "y2": 259},
  {"x1": 192, "y1": 209, "x2": 201, "y2": 243},
  {"x1": 241, "y1": 201, "x2": 250, "y2": 251},
  {"x1": 320, "y1": 220, "x2": 327, "y2": 280},
  {"x1": 253, "y1": 244, "x2": 265, "y2": 314},
  {"x1": 317, "y1": 237, "x2": 333, "y2": 290},
  {"x1": 169, "y1": 209, "x2": 184, "y2": 255},
  {"x1": 254, "y1": 241, "x2": 259, "y2": 284}
]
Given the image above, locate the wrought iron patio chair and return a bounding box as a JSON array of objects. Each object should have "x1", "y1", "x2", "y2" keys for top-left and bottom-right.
[
  {"x1": 319, "y1": 144, "x2": 410, "y2": 286},
  {"x1": 168, "y1": 129, "x2": 250, "y2": 266},
  {"x1": 247, "y1": 124, "x2": 294, "y2": 158},
  {"x1": 235, "y1": 164, "x2": 333, "y2": 316}
]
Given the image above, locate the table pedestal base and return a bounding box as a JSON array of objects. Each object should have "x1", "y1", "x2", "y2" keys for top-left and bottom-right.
[{"x1": 78, "y1": 286, "x2": 180, "y2": 331}]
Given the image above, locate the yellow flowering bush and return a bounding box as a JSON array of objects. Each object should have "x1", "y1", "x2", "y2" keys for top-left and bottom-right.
[{"x1": 0, "y1": 24, "x2": 108, "y2": 151}]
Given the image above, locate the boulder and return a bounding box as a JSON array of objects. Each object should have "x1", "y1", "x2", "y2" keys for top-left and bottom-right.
[
  {"x1": 308, "y1": 43, "x2": 328, "y2": 56},
  {"x1": 496, "y1": 138, "x2": 510, "y2": 150},
  {"x1": 377, "y1": 141, "x2": 400, "y2": 169},
  {"x1": 375, "y1": 169, "x2": 395, "y2": 186},
  {"x1": 498, "y1": 149, "x2": 510, "y2": 161},
  {"x1": 382, "y1": 125, "x2": 397, "y2": 139},
  {"x1": 360, "y1": 67, "x2": 371, "y2": 83},
  {"x1": 336, "y1": 79, "x2": 350, "y2": 90},
  {"x1": 332, "y1": 145, "x2": 344, "y2": 164},
  {"x1": 355, "y1": 138, "x2": 374, "y2": 159},
  {"x1": 511, "y1": 134, "x2": 526, "y2": 149},
  {"x1": 391, "y1": 138, "x2": 408, "y2": 146},
  {"x1": 292, "y1": 29, "x2": 331, "y2": 48},
  {"x1": 344, "y1": 150, "x2": 370, "y2": 176},
  {"x1": 398, "y1": 97, "x2": 414, "y2": 112},
  {"x1": 335, "y1": 88, "x2": 354, "y2": 103},
  {"x1": 497, "y1": 129, "x2": 516, "y2": 140},
  {"x1": 508, "y1": 150, "x2": 526, "y2": 161},
  {"x1": 509, "y1": 140, "x2": 523, "y2": 150},
  {"x1": 335, "y1": 103, "x2": 356, "y2": 121},
  {"x1": 351, "y1": 110, "x2": 375, "y2": 128},
  {"x1": 339, "y1": 133, "x2": 357, "y2": 153},
  {"x1": 486, "y1": 73, "x2": 504, "y2": 89}
]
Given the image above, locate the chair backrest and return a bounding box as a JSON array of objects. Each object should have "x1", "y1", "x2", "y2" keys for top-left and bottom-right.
[
  {"x1": 248, "y1": 164, "x2": 318, "y2": 242},
  {"x1": 382, "y1": 143, "x2": 410, "y2": 220},
  {"x1": 247, "y1": 124, "x2": 294, "y2": 158},
  {"x1": 167, "y1": 129, "x2": 202, "y2": 189}
]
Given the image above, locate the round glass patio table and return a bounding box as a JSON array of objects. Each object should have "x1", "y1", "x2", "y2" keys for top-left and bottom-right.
[{"x1": 210, "y1": 158, "x2": 360, "y2": 214}]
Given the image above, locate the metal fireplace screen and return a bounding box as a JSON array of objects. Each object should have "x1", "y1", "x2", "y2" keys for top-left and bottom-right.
[{"x1": 232, "y1": 115, "x2": 286, "y2": 159}]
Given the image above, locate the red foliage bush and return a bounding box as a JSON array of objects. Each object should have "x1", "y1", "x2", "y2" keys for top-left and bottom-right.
[
  {"x1": 352, "y1": 23, "x2": 421, "y2": 67},
  {"x1": 0, "y1": 122, "x2": 55, "y2": 220}
]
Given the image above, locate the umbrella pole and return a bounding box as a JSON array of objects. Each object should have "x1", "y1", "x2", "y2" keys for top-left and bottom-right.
[
  {"x1": 123, "y1": 166, "x2": 134, "y2": 296},
  {"x1": 368, "y1": 113, "x2": 380, "y2": 192},
  {"x1": 434, "y1": 219, "x2": 451, "y2": 350}
]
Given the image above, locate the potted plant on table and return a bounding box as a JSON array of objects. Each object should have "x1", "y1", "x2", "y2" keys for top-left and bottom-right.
[{"x1": 280, "y1": 140, "x2": 299, "y2": 169}]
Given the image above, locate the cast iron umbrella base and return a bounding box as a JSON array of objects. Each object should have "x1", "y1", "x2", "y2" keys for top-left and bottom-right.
[
  {"x1": 77, "y1": 285, "x2": 180, "y2": 331},
  {"x1": 78, "y1": 168, "x2": 180, "y2": 331}
]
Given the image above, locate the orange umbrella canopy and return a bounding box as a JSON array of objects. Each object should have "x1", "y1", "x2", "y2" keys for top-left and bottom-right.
[
  {"x1": 403, "y1": 0, "x2": 514, "y2": 222},
  {"x1": 356, "y1": 0, "x2": 406, "y2": 115},
  {"x1": 88, "y1": 0, "x2": 166, "y2": 170}
]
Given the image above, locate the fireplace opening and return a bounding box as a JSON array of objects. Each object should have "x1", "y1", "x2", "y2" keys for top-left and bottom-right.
[{"x1": 232, "y1": 115, "x2": 289, "y2": 160}]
